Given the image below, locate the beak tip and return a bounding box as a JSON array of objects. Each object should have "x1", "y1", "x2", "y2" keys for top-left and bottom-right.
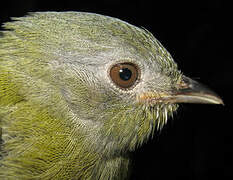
[
  {"x1": 217, "y1": 98, "x2": 224, "y2": 105},
  {"x1": 209, "y1": 97, "x2": 224, "y2": 105}
]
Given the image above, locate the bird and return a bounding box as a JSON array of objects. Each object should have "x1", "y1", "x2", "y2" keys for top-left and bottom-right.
[{"x1": 0, "y1": 12, "x2": 223, "y2": 180}]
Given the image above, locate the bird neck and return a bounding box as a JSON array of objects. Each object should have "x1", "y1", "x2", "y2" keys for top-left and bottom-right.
[{"x1": 91, "y1": 155, "x2": 131, "y2": 180}]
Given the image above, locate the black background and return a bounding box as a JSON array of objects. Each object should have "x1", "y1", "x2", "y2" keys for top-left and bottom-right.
[{"x1": 0, "y1": 0, "x2": 232, "y2": 179}]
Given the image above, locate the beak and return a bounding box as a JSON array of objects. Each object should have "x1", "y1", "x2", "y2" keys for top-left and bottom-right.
[{"x1": 170, "y1": 76, "x2": 224, "y2": 104}]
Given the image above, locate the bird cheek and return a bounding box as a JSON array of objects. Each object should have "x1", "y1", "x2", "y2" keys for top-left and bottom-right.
[{"x1": 136, "y1": 91, "x2": 171, "y2": 105}]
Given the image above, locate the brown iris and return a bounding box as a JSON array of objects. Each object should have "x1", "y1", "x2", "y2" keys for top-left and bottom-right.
[{"x1": 110, "y1": 62, "x2": 139, "y2": 89}]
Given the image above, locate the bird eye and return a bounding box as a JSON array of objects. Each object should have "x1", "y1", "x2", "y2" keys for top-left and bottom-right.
[{"x1": 110, "y1": 62, "x2": 140, "y2": 89}]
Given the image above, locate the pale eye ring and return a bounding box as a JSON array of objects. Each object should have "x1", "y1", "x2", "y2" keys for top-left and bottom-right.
[{"x1": 109, "y1": 62, "x2": 140, "y2": 89}]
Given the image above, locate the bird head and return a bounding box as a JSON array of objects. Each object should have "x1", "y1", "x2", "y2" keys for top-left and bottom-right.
[
  {"x1": 0, "y1": 12, "x2": 223, "y2": 178},
  {"x1": 29, "y1": 12, "x2": 221, "y2": 154}
]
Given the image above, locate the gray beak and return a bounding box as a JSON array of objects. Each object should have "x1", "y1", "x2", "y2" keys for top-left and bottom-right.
[{"x1": 171, "y1": 76, "x2": 224, "y2": 104}]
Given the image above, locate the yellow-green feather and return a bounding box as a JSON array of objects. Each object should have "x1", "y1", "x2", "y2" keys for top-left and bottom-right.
[{"x1": 0, "y1": 12, "x2": 180, "y2": 179}]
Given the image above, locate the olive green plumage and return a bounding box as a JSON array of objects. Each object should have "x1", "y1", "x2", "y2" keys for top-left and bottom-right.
[{"x1": 0, "y1": 12, "x2": 221, "y2": 180}]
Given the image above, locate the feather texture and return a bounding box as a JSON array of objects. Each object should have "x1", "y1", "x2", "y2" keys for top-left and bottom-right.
[{"x1": 0, "y1": 12, "x2": 181, "y2": 179}]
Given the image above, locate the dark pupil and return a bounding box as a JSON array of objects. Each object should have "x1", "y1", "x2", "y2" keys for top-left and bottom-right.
[{"x1": 119, "y1": 68, "x2": 132, "y2": 81}]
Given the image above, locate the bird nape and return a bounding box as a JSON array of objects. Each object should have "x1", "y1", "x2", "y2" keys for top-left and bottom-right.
[{"x1": 0, "y1": 12, "x2": 223, "y2": 180}]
